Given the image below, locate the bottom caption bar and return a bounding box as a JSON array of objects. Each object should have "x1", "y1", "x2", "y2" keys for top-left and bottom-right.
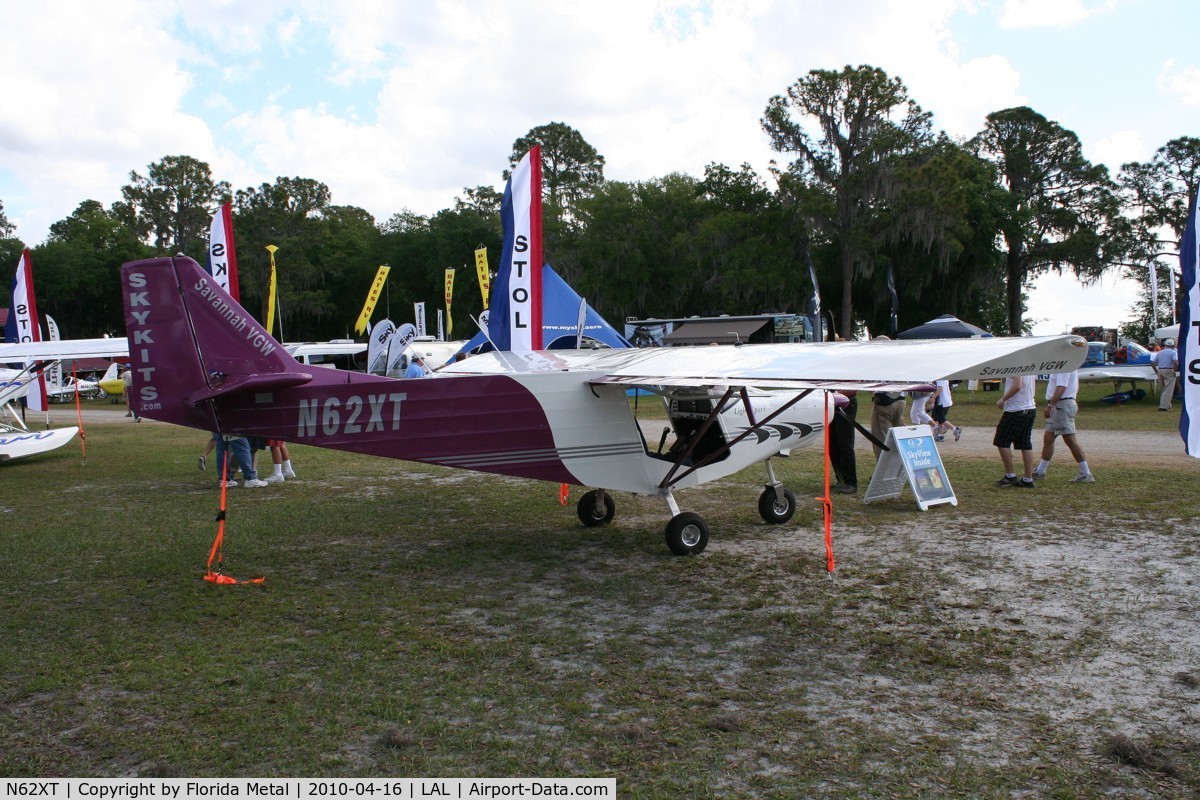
[{"x1": 1, "y1": 780, "x2": 617, "y2": 799}]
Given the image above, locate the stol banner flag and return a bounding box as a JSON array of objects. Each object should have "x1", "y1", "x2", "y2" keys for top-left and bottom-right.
[
  {"x1": 475, "y1": 246, "x2": 491, "y2": 308},
  {"x1": 355, "y1": 265, "x2": 391, "y2": 335},
  {"x1": 207, "y1": 202, "x2": 240, "y2": 301},
  {"x1": 1180, "y1": 188, "x2": 1200, "y2": 457},
  {"x1": 491, "y1": 146, "x2": 543, "y2": 352},
  {"x1": 444, "y1": 268, "x2": 455, "y2": 338},
  {"x1": 5, "y1": 249, "x2": 48, "y2": 411}
]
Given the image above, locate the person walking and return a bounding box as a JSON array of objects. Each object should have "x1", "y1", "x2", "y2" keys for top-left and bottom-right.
[
  {"x1": 263, "y1": 439, "x2": 297, "y2": 484},
  {"x1": 931, "y1": 379, "x2": 961, "y2": 442},
  {"x1": 1153, "y1": 339, "x2": 1179, "y2": 411},
  {"x1": 909, "y1": 388, "x2": 935, "y2": 432},
  {"x1": 1033, "y1": 369, "x2": 1094, "y2": 483},
  {"x1": 122, "y1": 367, "x2": 140, "y2": 422},
  {"x1": 993, "y1": 374, "x2": 1037, "y2": 488},
  {"x1": 213, "y1": 433, "x2": 268, "y2": 488}
]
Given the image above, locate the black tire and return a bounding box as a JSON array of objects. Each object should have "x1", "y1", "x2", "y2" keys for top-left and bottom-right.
[
  {"x1": 758, "y1": 487, "x2": 797, "y2": 524},
  {"x1": 665, "y1": 512, "x2": 709, "y2": 556},
  {"x1": 577, "y1": 490, "x2": 615, "y2": 527}
]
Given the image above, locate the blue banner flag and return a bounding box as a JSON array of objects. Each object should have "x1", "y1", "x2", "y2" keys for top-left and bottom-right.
[{"x1": 1180, "y1": 188, "x2": 1199, "y2": 457}]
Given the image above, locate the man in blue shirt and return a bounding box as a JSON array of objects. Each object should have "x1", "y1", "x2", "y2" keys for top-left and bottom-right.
[
  {"x1": 1153, "y1": 339, "x2": 1179, "y2": 411},
  {"x1": 405, "y1": 352, "x2": 429, "y2": 378}
]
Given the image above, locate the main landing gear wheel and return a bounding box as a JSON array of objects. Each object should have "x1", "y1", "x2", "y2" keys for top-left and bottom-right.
[
  {"x1": 577, "y1": 489, "x2": 615, "y2": 527},
  {"x1": 757, "y1": 487, "x2": 797, "y2": 524},
  {"x1": 665, "y1": 512, "x2": 709, "y2": 556}
]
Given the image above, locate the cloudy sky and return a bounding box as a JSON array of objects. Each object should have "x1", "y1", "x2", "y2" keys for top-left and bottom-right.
[{"x1": 2, "y1": 0, "x2": 1197, "y2": 334}]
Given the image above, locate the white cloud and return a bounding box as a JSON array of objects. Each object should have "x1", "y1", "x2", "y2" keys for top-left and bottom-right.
[
  {"x1": 0, "y1": 1, "x2": 219, "y2": 240},
  {"x1": 0, "y1": 0, "x2": 1184, "y2": 270},
  {"x1": 1090, "y1": 129, "x2": 1146, "y2": 169},
  {"x1": 1026, "y1": 270, "x2": 1143, "y2": 335},
  {"x1": 1157, "y1": 59, "x2": 1200, "y2": 106},
  {"x1": 998, "y1": 0, "x2": 1115, "y2": 29}
]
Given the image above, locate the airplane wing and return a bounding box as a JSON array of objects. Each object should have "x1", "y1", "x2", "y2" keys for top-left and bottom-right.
[
  {"x1": 441, "y1": 335, "x2": 1088, "y2": 389},
  {"x1": 0, "y1": 338, "x2": 129, "y2": 361},
  {"x1": 1078, "y1": 364, "x2": 1156, "y2": 382},
  {"x1": 285, "y1": 342, "x2": 368, "y2": 360}
]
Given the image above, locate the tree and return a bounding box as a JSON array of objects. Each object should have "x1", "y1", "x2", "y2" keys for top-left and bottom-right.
[
  {"x1": 872, "y1": 136, "x2": 1009, "y2": 335},
  {"x1": 1117, "y1": 136, "x2": 1200, "y2": 337},
  {"x1": 971, "y1": 107, "x2": 1120, "y2": 334},
  {"x1": 233, "y1": 177, "x2": 341, "y2": 337},
  {"x1": 32, "y1": 200, "x2": 152, "y2": 336},
  {"x1": 0, "y1": 199, "x2": 15, "y2": 239},
  {"x1": 509, "y1": 123, "x2": 605, "y2": 245},
  {"x1": 762, "y1": 65, "x2": 934, "y2": 337},
  {"x1": 569, "y1": 173, "x2": 709, "y2": 318},
  {"x1": 114, "y1": 155, "x2": 231, "y2": 258}
]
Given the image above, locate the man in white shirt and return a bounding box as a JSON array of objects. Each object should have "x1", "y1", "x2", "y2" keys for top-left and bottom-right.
[
  {"x1": 1033, "y1": 370, "x2": 1093, "y2": 483},
  {"x1": 992, "y1": 374, "x2": 1037, "y2": 488}
]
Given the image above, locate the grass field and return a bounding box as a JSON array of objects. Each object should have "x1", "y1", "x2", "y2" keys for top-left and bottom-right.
[{"x1": 2, "y1": 385, "x2": 1198, "y2": 796}]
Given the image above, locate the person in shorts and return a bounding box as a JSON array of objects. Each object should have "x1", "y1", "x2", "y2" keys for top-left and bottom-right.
[
  {"x1": 1033, "y1": 370, "x2": 1094, "y2": 483},
  {"x1": 992, "y1": 374, "x2": 1037, "y2": 488}
]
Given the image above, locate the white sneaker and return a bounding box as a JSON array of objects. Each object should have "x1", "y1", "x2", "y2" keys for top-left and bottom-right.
[
  {"x1": 265, "y1": 473, "x2": 285, "y2": 484},
  {"x1": 222, "y1": 480, "x2": 238, "y2": 488},
  {"x1": 282, "y1": 469, "x2": 297, "y2": 479},
  {"x1": 1031, "y1": 470, "x2": 1046, "y2": 480},
  {"x1": 242, "y1": 478, "x2": 269, "y2": 488},
  {"x1": 1069, "y1": 473, "x2": 1095, "y2": 483},
  {"x1": 198, "y1": 455, "x2": 206, "y2": 472}
]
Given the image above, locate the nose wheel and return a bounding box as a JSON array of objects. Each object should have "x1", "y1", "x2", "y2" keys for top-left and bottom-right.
[{"x1": 665, "y1": 512, "x2": 709, "y2": 556}]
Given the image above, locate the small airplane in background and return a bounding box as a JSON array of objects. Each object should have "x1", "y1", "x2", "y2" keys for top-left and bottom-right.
[
  {"x1": 0, "y1": 363, "x2": 79, "y2": 461},
  {"x1": 119, "y1": 254, "x2": 1086, "y2": 554}
]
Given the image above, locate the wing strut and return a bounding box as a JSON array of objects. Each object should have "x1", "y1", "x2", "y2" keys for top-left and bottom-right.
[{"x1": 658, "y1": 388, "x2": 815, "y2": 491}]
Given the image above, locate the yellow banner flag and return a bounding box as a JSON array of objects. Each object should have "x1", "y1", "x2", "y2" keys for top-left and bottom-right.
[
  {"x1": 474, "y1": 247, "x2": 490, "y2": 308},
  {"x1": 354, "y1": 266, "x2": 391, "y2": 335},
  {"x1": 265, "y1": 245, "x2": 279, "y2": 337},
  {"x1": 444, "y1": 268, "x2": 455, "y2": 338}
]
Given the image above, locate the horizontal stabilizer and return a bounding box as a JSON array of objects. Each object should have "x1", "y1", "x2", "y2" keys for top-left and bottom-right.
[{"x1": 186, "y1": 371, "x2": 314, "y2": 405}]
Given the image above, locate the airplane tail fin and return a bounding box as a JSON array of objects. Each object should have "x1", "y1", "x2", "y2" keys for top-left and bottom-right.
[{"x1": 120, "y1": 256, "x2": 312, "y2": 429}]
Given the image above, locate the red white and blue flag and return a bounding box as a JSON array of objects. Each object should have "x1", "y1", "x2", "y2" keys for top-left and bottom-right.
[
  {"x1": 5, "y1": 249, "x2": 48, "y2": 411},
  {"x1": 490, "y1": 147, "x2": 543, "y2": 353},
  {"x1": 207, "y1": 202, "x2": 240, "y2": 302},
  {"x1": 1180, "y1": 188, "x2": 1199, "y2": 456}
]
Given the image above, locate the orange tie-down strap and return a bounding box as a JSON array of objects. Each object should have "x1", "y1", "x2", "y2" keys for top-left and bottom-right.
[
  {"x1": 203, "y1": 456, "x2": 265, "y2": 585},
  {"x1": 816, "y1": 392, "x2": 836, "y2": 574}
]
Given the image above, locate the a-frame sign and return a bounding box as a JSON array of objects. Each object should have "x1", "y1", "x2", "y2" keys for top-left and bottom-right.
[{"x1": 863, "y1": 425, "x2": 957, "y2": 510}]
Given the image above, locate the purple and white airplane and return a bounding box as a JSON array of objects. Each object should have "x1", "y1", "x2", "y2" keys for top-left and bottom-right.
[{"x1": 118, "y1": 255, "x2": 1086, "y2": 554}]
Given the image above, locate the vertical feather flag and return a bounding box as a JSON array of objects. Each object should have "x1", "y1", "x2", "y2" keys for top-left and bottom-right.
[
  {"x1": 490, "y1": 147, "x2": 543, "y2": 352},
  {"x1": 1179, "y1": 188, "x2": 1199, "y2": 457},
  {"x1": 5, "y1": 250, "x2": 48, "y2": 411},
  {"x1": 207, "y1": 202, "x2": 240, "y2": 301},
  {"x1": 444, "y1": 269, "x2": 455, "y2": 338},
  {"x1": 474, "y1": 247, "x2": 491, "y2": 309},
  {"x1": 355, "y1": 265, "x2": 391, "y2": 335},
  {"x1": 801, "y1": 239, "x2": 822, "y2": 341},
  {"x1": 414, "y1": 302, "x2": 427, "y2": 338},
  {"x1": 886, "y1": 260, "x2": 899, "y2": 337},
  {"x1": 265, "y1": 245, "x2": 279, "y2": 338},
  {"x1": 1150, "y1": 261, "x2": 1159, "y2": 330}
]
